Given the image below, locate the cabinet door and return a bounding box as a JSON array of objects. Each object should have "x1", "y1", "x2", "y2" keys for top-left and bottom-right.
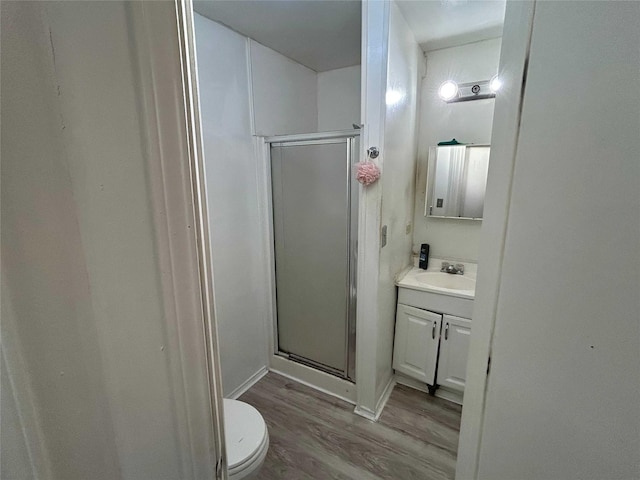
[
  {"x1": 437, "y1": 314, "x2": 472, "y2": 392},
  {"x1": 393, "y1": 304, "x2": 442, "y2": 385}
]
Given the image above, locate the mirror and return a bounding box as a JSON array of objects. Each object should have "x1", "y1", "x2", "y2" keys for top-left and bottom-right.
[{"x1": 425, "y1": 145, "x2": 490, "y2": 219}]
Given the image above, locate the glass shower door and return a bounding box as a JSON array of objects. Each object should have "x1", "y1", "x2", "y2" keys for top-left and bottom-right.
[{"x1": 270, "y1": 137, "x2": 357, "y2": 378}]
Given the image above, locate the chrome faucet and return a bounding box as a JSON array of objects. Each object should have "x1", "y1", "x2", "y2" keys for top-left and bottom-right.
[{"x1": 440, "y1": 261, "x2": 465, "y2": 275}]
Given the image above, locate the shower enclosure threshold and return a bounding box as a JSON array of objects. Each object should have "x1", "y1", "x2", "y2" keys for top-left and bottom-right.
[{"x1": 269, "y1": 354, "x2": 357, "y2": 405}]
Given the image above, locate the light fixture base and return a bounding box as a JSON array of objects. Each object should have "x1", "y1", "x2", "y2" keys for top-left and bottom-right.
[{"x1": 443, "y1": 79, "x2": 496, "y2": 103}]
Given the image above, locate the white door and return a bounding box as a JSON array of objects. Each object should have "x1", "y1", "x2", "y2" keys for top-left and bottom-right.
[
  {"x1": 393, "y1": 304, "x2": 441, "y2": 385},
  {"x1": 437, "y1": 315, "x2": 472, "y2": 392}
]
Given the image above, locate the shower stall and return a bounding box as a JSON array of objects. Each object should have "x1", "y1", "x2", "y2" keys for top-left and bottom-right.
[{"x1": 267, "y1": 131, "x2": 360, "y2": 381}]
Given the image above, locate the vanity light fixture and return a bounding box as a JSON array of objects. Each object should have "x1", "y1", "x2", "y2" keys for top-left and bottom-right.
[{"x1": 440, "y1": 77, "x2": 498, "y2": 103}]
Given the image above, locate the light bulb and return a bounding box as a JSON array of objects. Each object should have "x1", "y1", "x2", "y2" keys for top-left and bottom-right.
[
  {"x1": 438, "y1": 81, "x2": 458, "y2": 101},
  {"x1": 490, "y1": 75, "x2": 502, "y2": 93}
]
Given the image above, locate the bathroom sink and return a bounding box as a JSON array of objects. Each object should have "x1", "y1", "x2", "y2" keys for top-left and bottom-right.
[
  {"x1": 413, "y1": 272, "x2": 475, "y2": 292},
  {"x1": 395, "y1": 259, "x2": 477, "y2": 300}
]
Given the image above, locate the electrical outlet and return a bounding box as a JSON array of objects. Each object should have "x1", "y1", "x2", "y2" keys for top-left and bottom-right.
[{"x1": 405, "y1": 222, "x2": 412, "y2": 235}]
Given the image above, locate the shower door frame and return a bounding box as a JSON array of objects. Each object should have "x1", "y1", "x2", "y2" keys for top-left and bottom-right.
[{"x1": 264, "y1": 130, "x2": 360, "y2": 382}]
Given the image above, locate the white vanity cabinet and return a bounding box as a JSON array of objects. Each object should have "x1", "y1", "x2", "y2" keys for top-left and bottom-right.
[
  {"x1": 393, "y1": 305, "x2": 472, "y2": 394},
  {"x1": 394, "y1": 263, "x2": 476, "y2": 402},
  {"x1": 392, "y1": 305, "x2": 442, "y2": 385},
  {"x1": 436, "y1": 315, "x2": 472, "y2": 392}
]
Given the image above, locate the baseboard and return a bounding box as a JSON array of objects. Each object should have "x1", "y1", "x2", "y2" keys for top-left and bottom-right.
[
  {"x1": 435, "y1": 387, "x2": 463, "y2": 405},
  {"x1": 395, "y1": 373, "x2": 463, "y2": 406},
  {"x1": 269, "y1": 355, "x2": 356, "y2": 404},
  {"x1": 226, "y1": 366, "x2": 269, "y2": 400},
  {"x1": 395, "y1": 373, "x2": 430, "y2": 393},
  {"x1": 353, "y1": 405, "x2": 377, "y2": 421},
  {"x1": 374, "y1": 376, "x2": 396, "y2": 420},
  {"x1": 354, "y1": 375, "x2": 396, "y2": 422}
]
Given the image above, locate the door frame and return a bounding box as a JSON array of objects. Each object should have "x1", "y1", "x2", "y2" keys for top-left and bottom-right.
[
  {"x1": 174, "y1": 0, "x2": 228, "y2": 478},
  {"x1": 455, "y1": 1, "x2": 536, "y2": 479},
  {"x1": 174, "y1": 0, "x2": 535, "y2": 477}
]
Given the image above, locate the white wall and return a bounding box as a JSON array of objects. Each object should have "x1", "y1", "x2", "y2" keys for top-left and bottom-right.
[
  {"x1": 194, "y1": 14, "x2": 270, "y2": 397},
  {"x1": 317, "y1": 65, "x2": 361, "y2": 131},
  {"x1": 1, "y1": 7, "x2": 108, "y2": 477},
  {"x1": 412, "y1": 38, "x2": 501, "y2": 261},
  {"x1": 250, "y1": 40, "x2": 318, "y2": 135},
  {"x1": 355, "y1": 0, "x2": 389, "y2": 418},
  {"x1": 375, "y1": 1, "x2": 423, "y2": 399},
  {"x1": 1, "y1": 3, "x2": 216, "y2": 479},
  {"x1": 1, "y1": 347, "x2": 36, "y2": 480},
  {"x1": 251, "y1": 42, "x2": 361, "y2": 135},
  {"x1": 458, "y1": 1, "x2": 640, "y2": 479},
  {"x1": 356, "y1": 0, "x2": 422, "y2": 418},
  {"x1": 194, "y1": 14, "x2": 363, "y2": 395}
]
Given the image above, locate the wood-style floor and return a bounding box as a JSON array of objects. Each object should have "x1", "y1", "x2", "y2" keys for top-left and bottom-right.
[{"x1": 239, "y1": 373, "x2": 462, "y2": 480}]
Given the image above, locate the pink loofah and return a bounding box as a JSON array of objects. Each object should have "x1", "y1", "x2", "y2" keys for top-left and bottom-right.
[{"x1": 355, "y1": 161, "x2": 380, "y2": 186}]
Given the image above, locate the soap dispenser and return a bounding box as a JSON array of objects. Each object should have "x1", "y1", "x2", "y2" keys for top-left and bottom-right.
[{"x1": 419, "y1": 244, "x2": 430, "y2": 269}]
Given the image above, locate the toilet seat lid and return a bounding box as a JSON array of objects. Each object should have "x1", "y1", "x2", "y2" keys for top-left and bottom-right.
[{"x1": 223, "y1": 399, "x2": 267, "y2": 470}]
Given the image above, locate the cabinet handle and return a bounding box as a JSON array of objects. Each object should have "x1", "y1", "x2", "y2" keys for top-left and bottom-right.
[
  {"x1": 445, "y1": 322, "x2": 449, "y2": 340},
  {"x1": 432, "y1": 322, "x2": 436, "y2": 339}
]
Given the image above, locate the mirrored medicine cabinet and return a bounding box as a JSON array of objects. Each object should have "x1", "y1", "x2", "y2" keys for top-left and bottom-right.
[{"x1": 425, "y1": 145, "x2": 490, "y2": 220}]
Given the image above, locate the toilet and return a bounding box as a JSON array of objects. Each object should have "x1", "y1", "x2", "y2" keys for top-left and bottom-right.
[{"x1": 223, "y1": 399, "x2": 269, "y2": 479}]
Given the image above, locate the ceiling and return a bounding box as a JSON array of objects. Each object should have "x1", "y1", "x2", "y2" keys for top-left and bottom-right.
[
  {"x1": 396, "y1": 0, "x2": 506, "y2": 52},
  {"x1": 193, "y1": 1, "x2": 506, "y2": 71},
  {"x1": 193, "y1": 0, "x2": 362, "y2": 72}
]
